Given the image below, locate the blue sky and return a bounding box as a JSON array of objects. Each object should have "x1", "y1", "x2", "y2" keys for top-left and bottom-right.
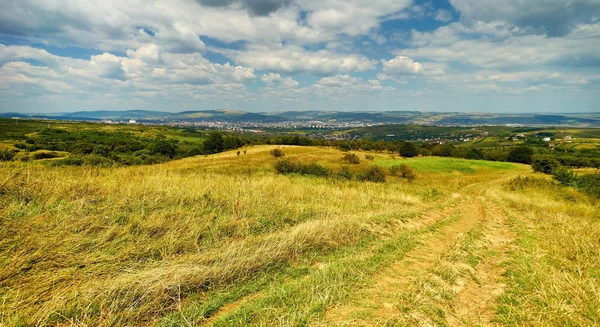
[{"x1": 0, "y1": 0, "x2": 599, "y2": 113}]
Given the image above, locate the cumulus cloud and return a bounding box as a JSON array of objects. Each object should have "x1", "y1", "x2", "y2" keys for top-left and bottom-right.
[
  {"x1": 261, "y1": 73, "x2": 299, "y2": 87},
  {"x1": 230, "y1": 45, "x2": 375, "y2": 75},
  {"x1": 197, "y1": 0, "x2": 294, "y2": 16},
  {"x1": 450, "y1": 0, "x2": 600, "y2": 36},
  {"x1": 381, "y1": 56, "x2": 424, "y2": 75}
]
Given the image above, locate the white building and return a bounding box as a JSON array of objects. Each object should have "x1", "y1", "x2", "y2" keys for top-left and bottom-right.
[{"x1": 543, "y1": 137, "x2": 551, "y2": 142}]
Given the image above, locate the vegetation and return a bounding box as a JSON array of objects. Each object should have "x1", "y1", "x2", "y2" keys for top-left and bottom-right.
[
  {"x1": 270, "y1": 148, "x2": 285, "y2": 157},
  {"x1": 1, "y1": 119, "x2": 599, "y2": 326},
  {"x1": 342, "y1": 153, "x2": 360, "y2": 164}
]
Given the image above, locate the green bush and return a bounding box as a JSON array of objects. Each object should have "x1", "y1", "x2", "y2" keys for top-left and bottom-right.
[
  {"x1": 553, "y1": 167, "x2": 576, "y2": 186},
  {"x1": 390, "y1": 164, "x2": 416, "y2": 182},
  {"x1": 271, "y1": 148, "x2": 285, "y2": 157},
  {"x1": 465, "y1": 149, "x2": 484, "y2": 160},
  {"x1": 399, "y1": 142, "x2": 418, "y2": 158},
  {"x1": 32, "y1": 152, "x2": 59, "y2": 160},
  {"x1": 342, "y1": 153, "x2": 360, "y2": 164},
  {"x1": 0, "y1": 149, "x2": 16, "y2": 161},
  {"x1": 357, "y1": 166, "x2": 386, "y2": 183},
  {"x1": 575, "y1": 174, "x2": 600, "y2": 199},
  {"x1": 274, "y1": 159, "x2": 299, "y2": 174},
  {"x1": 335, "y1": 167, "x2": 355, "y2": 180},
  {"x1": 507, "y1": 146, "x2": 534, "y2": 164},
  {"x1": 274, "y1": 159, "x2": 330, "y2": 177},
  {"x1": 531, "y1": 156, "x2": 560, "y2": 174},
  {"x1": 364, "y1": 154, "x2": 374, "y2": 161}
]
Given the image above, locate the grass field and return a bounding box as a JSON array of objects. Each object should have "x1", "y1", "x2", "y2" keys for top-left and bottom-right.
[
  {"x1": 1, "y1": 146, "x2": 598, "y2": 326},
  {"x1": 375, "y1": 157, "x2": 516, "y2": 173}
]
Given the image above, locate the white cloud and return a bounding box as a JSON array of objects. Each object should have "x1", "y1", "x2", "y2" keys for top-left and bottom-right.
[
  {"x1": 449, "y1": 0, "x2": 600, "y2": 36},
  {"x1": 381, "y1": 56, "x2": 424, "y2": 75},
  {"x1": 229, "y1": 44, "x2": 375, "y2": 75},
  {"x1": 260, "y1": 73, "x2": 299, "y2": 87}
]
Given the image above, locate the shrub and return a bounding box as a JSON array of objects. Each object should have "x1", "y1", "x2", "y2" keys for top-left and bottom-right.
[
  {"x1": 151, "y1": 140, "x2": 177, "y2": 158},
  {"x1": 465, "y1": 148, "x2": 484, "y2": 160},
  {"x1": 335, "y1": 167, "x2": 355, "y2": 180},
  {"x1": 364, "y1": 154, "x2": 374, "y2": 161},
  {"x1": 274, "y1": 159, "x2": 298, "y2": 174},
  {"x1": 553, "y1": 167, "x2": 576, "y2": 186},
  {"x1": 32, "y1": 152, "x2": 59, "y2": 160},
  {"x1": 0, "y1": 149, "x2": 16, "y2": 161},
  {"x1": 300, "y1": 162, "x2": 330, "y2": 177},
  {"x1": 54, "y1": 156, "x2": 84, "y2": 166},
  {"x1": 506, "y1": 176, "x2": 551, "y2": 191},
  {"x1": 399, "y1": 142, "x2": 418, "y2": 158},
  {"x1": 507, "y1": 146, "x2": 534, "y2": 164},
  {"x1": 575, "y1": 174, "x2": 600, "y2": 199},
  {"x1": 357, "y1": 166, "x2": 386, "y2": 183},
  {"x1": 271, "y1": 148, "x2": 285, "y2": 157},
  {"x1": 531, "y1": 156, "x2": 560, "y2": 174},
  {"x1": 203, "y1": 132, "x2": 225, "y2": 154},
  {"x1": 396, "y1": 164, "x2": 417, "y2": 182},
  {"x1": 342, "y1": 153, "x2": 360, "y2": 164},
  {"x1": 274, "y1": 159, "x2": 330, "y2": 177}
]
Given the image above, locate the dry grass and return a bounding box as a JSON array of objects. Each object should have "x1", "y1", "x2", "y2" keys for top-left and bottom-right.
[
  {"x1": 0, "y1": 146, "x2": 451, "y2": 326},
  {"x1": 1, "y1": 145, "x2": 597, "y2": 326}
]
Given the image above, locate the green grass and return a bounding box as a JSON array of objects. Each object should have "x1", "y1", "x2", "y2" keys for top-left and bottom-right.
[{"x1": 375, "y1": 157, "x2": 517, "y2": 173}]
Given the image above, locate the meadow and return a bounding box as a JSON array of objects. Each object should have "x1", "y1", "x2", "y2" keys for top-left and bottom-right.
[{"x1": 1, "y1": 145, "x2": 598, "y2": 326}]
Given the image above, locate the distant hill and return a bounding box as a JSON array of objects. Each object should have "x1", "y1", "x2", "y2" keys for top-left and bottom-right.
[{"x1": 1, "y1": 110, "x2": 599, "y2": 126}]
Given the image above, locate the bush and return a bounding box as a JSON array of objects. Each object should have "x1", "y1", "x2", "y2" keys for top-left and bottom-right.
[
  {"x1": 390, "y1": 164, "x2": 416, "y2": 182},
  {"x1": 274, "y1": 159, "x2": 330, "y2": 177},
  {"x1": 553, "y1": 167, "x2": 576, "y2": 186},
  {"x1": 0, "y1": 149, "x2": 16, "y2": 161},
  {"x1": 299, "y1": 162, "x2": 330, "y2": 177},
  {"x1": 342, "y1": 153, "x2": 360, "y2": 164},
  {"x1": 274, "y1": 159, "x2": 298, "y2": 174},
  {"x1": 399, "y1": 142, "x2": 418, "y2": 158},
  {"x1": 364, "y1": 154, "x2": 374, "y2": 161},
  {"x1": 335, "y1": 167, "x2": 355, "y2": 180},
  {"x1": 357, "y1": 166, "x2": 386, "y2": 183},
  {"x1": 54, "y1": 156, "x2": 84, "y2": 166},
  {"x1": 32, "y1": 152, "x2": 59, "y2": 160},
  {"x1": 531, "y1": 156, "x2": 560, "y2": 174},
  {"x1": 575, "y1": 174, "x2": 600, "y2": 199},
  {"x1": 465, "y1": 148, "x2": 484, "y2": 160},
  {"x1": 507, "y1": 146, "x2": 534, "y2": 164},
  {"x1": 271, "y1": 148, "x2": 285, "y2": 157}
]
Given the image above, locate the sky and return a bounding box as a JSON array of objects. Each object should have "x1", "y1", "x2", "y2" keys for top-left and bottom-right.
[{"x1": 0, "y1": 0, "x2": 599, "y2": 114}]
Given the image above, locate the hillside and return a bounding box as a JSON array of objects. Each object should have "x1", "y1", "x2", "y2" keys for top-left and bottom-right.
[
  {"x1": 1, "y1": 146, "x2": 598, "y2": 326},
  {"x1": 2, "y1": 110, "x2": 599, "y2": 126}
]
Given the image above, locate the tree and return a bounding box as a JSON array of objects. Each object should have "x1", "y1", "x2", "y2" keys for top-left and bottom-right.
[
  {"x1": 151, "y1": 140, "x2": 177, "y2": 158},
  {"x1": 465, "y1": 148, "x2": 484, "y2": 160},
  {"x1": 507, "y1": 146, "x2": 534, "y2": 164},
  {"x1": 399, "y1": 142, "x2": 418, "y2": 158},
  {"x1": 531, "y1": 156, "x2": 560, "y2": 174},
  {"x1": 431, "y1": 144, "x2": 455, "y2": 157},
  {"x1": 203, "y1": 132, "x2": 224, "y2": 154}
]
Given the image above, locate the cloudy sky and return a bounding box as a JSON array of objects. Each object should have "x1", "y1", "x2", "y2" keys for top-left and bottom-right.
[{"x1": 0, "y1": 0, "x2": 599, "y2": 113}]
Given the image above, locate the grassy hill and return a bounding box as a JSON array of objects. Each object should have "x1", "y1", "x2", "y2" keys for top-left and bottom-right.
[{"x1": 1, "y1": 146, "x2": 599, "y2": 326}]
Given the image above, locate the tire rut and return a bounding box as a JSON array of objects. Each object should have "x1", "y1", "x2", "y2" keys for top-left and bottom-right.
[
  {"x1": 315, "y1": 196, "x2": 487, "y2": 326},
  {"x1": 446, "y1": 201, "x2": 515, "y2": 327}
]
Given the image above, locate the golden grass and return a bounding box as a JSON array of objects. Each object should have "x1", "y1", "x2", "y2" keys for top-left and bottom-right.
[
  {"x1": 0, "y1": 146, "x2": 450, "y2": 325},
  {"x1": 1, "y1": 145, "x2": 597, "y2": 326}
]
